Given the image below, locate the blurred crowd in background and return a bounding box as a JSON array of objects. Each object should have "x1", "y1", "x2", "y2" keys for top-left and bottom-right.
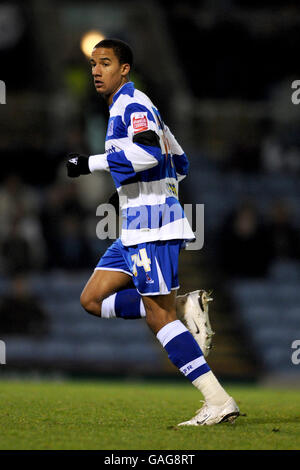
[{"x1": 0, "y1": 0, "x2": 299, "y2": 380}]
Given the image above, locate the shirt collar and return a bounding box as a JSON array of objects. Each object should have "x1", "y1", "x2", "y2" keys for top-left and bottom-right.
[{"x1": 109, "y1": 81, "x2": 135, "y2": 110}]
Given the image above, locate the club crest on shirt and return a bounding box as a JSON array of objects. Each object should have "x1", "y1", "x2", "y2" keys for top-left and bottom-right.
[{"x1": 132, "y1": 112, "x2": 148, "y2": 134}]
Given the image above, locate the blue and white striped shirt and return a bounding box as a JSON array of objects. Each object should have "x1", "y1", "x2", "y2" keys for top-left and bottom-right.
[{"x1": 89, "y1": 81, "x2": 195, "y2": 246}]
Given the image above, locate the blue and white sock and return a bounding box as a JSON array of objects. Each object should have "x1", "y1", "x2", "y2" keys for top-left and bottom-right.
[
  {"x1": 156, "y1": 319, "x2": 210, "y2": 381},
  {"x1": 157, "y1": 319, "x2": 230, "y2": 405},
  {"x1": 101, "y1": 289, "x2": 146, "y2": 319}
]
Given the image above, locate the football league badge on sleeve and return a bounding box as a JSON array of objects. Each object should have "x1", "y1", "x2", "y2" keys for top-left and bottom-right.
[{"x1": 132, "y1": 112, "x2": 149, "y2": 134}]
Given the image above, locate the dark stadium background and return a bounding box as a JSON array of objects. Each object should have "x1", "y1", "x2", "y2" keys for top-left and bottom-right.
[{"x1": 0, "y1": 0, "x2": 299, "y2": 387}]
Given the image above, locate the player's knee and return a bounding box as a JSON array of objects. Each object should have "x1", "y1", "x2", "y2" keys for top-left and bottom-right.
[{"x1": 80, "y1": 291, "x2": 102, "y2": 317}]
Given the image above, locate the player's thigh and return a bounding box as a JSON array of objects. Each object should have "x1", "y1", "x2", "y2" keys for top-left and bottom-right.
[
  {"x1": 80, "y1": 269, "x2": 134, "y2": 307},
  {"x1": 142, "y1": 290, "x2": 177, "y2": 334},
  {"x1": 82, "y1": 237, "x2": 134, "y2": 308}
]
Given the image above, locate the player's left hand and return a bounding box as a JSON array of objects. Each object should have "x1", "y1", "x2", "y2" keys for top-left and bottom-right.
[{"x1": 66, "y1": 153, "x2": 91, "y2": 178}]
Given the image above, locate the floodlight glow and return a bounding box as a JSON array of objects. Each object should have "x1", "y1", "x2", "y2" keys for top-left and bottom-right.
[{"x1": 81, "y1": 30, "x2": 105, "y2": 57}]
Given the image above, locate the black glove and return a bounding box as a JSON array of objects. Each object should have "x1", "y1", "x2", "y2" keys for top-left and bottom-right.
[
  {"x1": 66, "y1": 153, "x2": 91, "y2": 178},
  {"x1": 108, "y1": 191, "x2": 120, "y2": 215}
]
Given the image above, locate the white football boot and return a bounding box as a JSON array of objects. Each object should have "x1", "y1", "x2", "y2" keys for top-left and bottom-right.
[
  {"x1": 176, "y1": 290, "x2": 215, "y2": 357},
  {"x1": 178, "y1": 397, "x2": 240, "y2": 426}
]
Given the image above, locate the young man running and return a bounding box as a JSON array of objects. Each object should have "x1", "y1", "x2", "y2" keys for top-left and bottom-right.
[{"x1": 66, "y1": 38, "x2": 239, "y2": 425}]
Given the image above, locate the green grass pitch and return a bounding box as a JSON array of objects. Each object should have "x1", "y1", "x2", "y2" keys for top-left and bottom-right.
[{"x1": 0, "y1": 379, "x2": 299, "y2": 450}]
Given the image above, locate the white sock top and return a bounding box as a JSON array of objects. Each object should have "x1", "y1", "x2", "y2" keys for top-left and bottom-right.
[
  {"x1": 156, "y1": 320, "x2": 188, "y2": 347},
  {"x1": 101, "y1": 294, "x2": 117, "y2": 318}
]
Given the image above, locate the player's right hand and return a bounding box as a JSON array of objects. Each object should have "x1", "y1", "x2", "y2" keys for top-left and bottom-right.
[{"x1": 66, "y1": 153, "x2": 91, "y2": 178}]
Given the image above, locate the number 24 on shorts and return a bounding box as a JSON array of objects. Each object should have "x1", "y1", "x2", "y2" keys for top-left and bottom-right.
[{"x1": 131, "y1": 248, "x2": 151, "y2": 276}]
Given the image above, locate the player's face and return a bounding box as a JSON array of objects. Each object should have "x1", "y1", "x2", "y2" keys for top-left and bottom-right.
[{"x1": 90, "y1": 47, "x2": 130, "y2": 104}]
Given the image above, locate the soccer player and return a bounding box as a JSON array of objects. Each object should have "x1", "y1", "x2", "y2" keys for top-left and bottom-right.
[{"x1": 66, "y1": 38, "x2": 239, "y2": 425}]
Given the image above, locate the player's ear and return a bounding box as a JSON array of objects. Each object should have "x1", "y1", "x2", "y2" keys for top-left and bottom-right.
[{"x1": 121, "y1": 63, "x2": 130, "y2": 77}]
